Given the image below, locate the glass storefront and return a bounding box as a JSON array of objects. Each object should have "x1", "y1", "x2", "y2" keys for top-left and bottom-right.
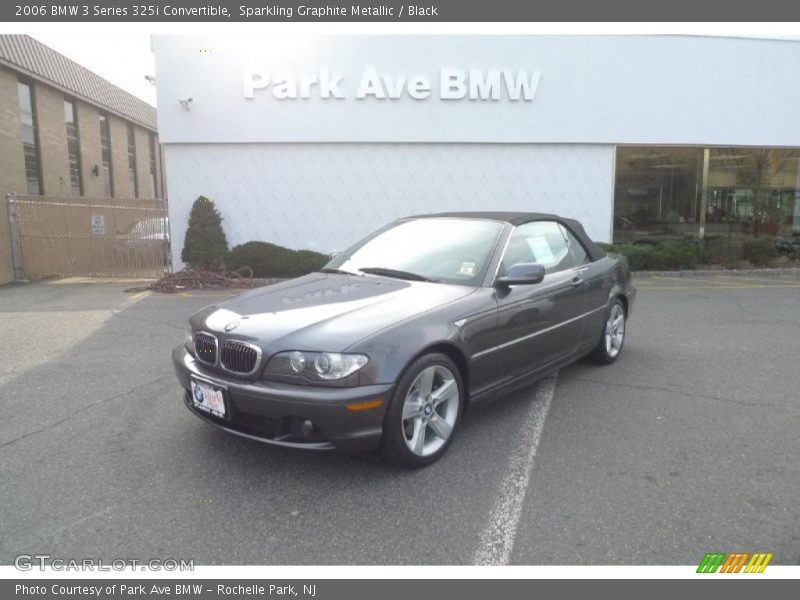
[{"x1": 613, "y1": 146, "x2": 800, "y2": 244}]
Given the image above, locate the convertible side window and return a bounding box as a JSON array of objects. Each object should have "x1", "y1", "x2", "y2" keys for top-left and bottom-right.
[
  {"x1": 502, "y1": 221, "x2": 577, "y2": 275},
  {"x1": 559, "y1": 224, "x2": 591, "y2": 267}
]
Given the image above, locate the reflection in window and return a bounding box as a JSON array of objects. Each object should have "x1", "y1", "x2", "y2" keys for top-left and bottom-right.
[
  {"x1": 706, "y1": 148, "x2": 800, "y2": 238},
  {"x1": 64, "y1": 99, "x2": 82, "y2": 196},
  {"x1": 613, "y1": 147, "x2": 703, "y2": 243},
  {"x1": 99, "y1": 113, "x2": 114, "y2": 197},
  {"x1": 614, "y1": 146, "x2": 800, "y2": 243},
  {"x1": 18, "y1": 80, "x2": 41, "y2": 195}
]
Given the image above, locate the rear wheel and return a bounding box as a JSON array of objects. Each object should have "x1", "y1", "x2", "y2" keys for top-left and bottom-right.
[
  {"x1": 380, "y1": 353, "x2": 463, "y2": 468},
  {"x1": 588, "y1": 298, "x2": 626, "y2": 364}
]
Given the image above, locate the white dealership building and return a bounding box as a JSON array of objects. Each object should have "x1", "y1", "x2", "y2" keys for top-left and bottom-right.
[{"x1": 152, "y1": 35, "x2": 800, "y2": 267}]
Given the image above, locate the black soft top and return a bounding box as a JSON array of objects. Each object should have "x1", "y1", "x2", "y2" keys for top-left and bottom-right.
[{"x1": 407, "y1": 211, "x2": 608, "y2": 262}]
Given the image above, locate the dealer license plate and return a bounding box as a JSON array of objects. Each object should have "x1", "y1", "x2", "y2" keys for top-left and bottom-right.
[{"x1": 190, "y1": 379, "x2": 227, "y2": 419}]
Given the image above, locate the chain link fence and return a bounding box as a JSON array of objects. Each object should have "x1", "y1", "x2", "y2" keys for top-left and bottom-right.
[{"x1": 6, "y1": 193, "x2": 171, "y2": 280}]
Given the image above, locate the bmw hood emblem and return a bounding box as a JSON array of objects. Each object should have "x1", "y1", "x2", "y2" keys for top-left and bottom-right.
[{"x1": 224, "y1": 321, "x2": 240, "y2": 332}]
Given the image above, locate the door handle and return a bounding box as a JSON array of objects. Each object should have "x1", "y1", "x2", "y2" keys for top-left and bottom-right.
[{"x1": 570, "y1": 275, "x2": 583, "y2": 287}]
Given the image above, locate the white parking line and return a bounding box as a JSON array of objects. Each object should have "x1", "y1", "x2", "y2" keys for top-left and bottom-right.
[{"x1": 474, "y1": 374, "x2": 558, "y2": 565}]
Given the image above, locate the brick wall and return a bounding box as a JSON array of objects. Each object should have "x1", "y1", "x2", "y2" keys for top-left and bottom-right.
[
  {"x1": 0, "y1": 66, "x2": 25, "y2": 283},
  {"x1": 33, "y1": 83, "x2": 71, "y2": 196},
  {"x1": 0, "y1": 66, "x2": 26, "y2": 194},
  {"x1": 134, "y1": 126, "x2": 155, "y2": 199},
  {"x1": 109, "y1": 114, "x2": 133, "y2": 198},
  {"x1": 0, "y1": 67, "x2": 161, "y2": 284},
  {"x1": 75, "y1": 101, "x2": 104, "y2": 197}
]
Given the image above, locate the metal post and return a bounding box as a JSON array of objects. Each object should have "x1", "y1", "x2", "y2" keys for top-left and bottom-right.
[
  {"x1": 164, "y1": 197, "x2": 173, "y2": 273},
  {"x1": 6, "y1": 192, "x2": 25, "y2": 280},
  {"x1": 698, "y1": 148, "x2": 710, "y2": 240}
]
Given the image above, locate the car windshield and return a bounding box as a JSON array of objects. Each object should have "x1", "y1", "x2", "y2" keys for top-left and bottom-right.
[{"x1": 325, "y1": 217, "x2": 504, "y2": 286}]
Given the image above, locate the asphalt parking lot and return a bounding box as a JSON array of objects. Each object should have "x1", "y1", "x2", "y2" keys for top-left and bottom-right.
[{"x1": 1, "y1": 273, "x2": 799, "y2": 565}]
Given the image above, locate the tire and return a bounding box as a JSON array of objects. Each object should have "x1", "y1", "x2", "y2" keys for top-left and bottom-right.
[
  {"x1": 380, "y1": 352, "x2": 464, "y2": 468},
  {"x1": 588, "y1": 298, "x2": 627, "y2": 364}
]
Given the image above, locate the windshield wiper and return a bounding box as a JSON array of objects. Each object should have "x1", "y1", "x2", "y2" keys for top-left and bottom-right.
[{"x1": 358, "y1": 267, "x2": 438, "y2": 283}]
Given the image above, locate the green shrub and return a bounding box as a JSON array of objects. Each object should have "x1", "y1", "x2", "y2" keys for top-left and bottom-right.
[
  {"x1": 602, "y1": 236, "x2": 783, "y2": 270},
  {"x1": 702, "y1": 237, "x2": 743, "y2": 268},
  {"x1": 741, "y1": 237, "x2": 778, "y2": 266},
  {"x1": 648, "y1": 242, "x2": 702, "y2": 270},
  {"x1": 602, "y1": 241, "x2": 701, "y2": 271},
  {"x1": 604, "y1": 243, "x2": 656, "y2": 271},
  {"x1": 227, "y1": 241, "x2": 329, "y2": 278},
  {"x1": 181, "y1": 196, "x2": 229, "y2": 269}
]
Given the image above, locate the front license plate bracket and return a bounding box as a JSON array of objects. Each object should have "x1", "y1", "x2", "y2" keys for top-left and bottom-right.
[{"x1": 190, "y1": 378, "x2": 228, "y2": 419}]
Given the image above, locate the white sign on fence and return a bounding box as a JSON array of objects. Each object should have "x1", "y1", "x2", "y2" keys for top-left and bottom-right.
[{"x1": 91, "y1": 214, "x2": 106, "y2": 236}]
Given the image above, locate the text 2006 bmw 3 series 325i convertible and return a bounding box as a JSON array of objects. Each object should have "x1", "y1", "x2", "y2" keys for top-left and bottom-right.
[{"x1": 173, "y1": 212, "x2": 635, "y2": 467}]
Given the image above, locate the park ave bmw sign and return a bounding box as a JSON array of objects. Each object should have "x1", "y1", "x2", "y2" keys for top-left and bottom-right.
[{"x1": 243, "y1": 67, "x2": 542, "y2": 101}]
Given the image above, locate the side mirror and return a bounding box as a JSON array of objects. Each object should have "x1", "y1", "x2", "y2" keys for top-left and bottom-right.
[{"x1": 496, "y1": 263, "x2": 546, "y2": 286}]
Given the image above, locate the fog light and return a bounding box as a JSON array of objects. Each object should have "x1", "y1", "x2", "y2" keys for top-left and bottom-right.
[{"x1": 300, "y1": 420, "x2": 315, "y2": 436}]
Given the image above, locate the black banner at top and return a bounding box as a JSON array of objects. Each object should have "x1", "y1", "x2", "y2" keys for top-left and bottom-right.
[{"x1": 4, "y1": 0, "x2": 800, "y2": 22}]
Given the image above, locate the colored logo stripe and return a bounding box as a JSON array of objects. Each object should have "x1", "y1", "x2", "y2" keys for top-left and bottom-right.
[
  {"x1": 697, "y1": 553, "x2": 726, "y2": 573},
  {"x1": 744, "y1": 553, "x2": 773, "y2": 573},
  {"x1": 697, "y1": 552, "x2": 773, "y2": 573},
  {"x1": 719, "y1": 553, "x2": 749, "y2": 573}
]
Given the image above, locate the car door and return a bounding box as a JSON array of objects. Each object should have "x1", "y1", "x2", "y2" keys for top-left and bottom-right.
[
  {"x1": 558, "y1": 223, "x2": 609, "y2": 349},
  {"x1": 491, "y1": 220, "x2": 588, "y2": 384}
]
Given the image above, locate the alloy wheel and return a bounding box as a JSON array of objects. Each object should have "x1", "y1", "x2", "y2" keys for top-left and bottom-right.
[
  {"x1": 401, "y1": 365, "x2": 460, "y2": 457},
  {"x1": 605, "y1": 303, "x2": 625, "y2": 358}
]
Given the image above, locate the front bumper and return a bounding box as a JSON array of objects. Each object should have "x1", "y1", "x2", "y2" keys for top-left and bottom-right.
[{"x1": 172, "y1": 346, "x2": 392, "y2": 453}]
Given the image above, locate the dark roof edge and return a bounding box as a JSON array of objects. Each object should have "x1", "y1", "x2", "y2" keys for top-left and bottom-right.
[{"x1": 404, "y1": 211, "x2": 564, "y2": 225}]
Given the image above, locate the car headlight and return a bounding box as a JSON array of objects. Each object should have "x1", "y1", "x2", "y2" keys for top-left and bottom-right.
[{"x1": 263, "y1": 351, "x2": 369, "y2": 382}]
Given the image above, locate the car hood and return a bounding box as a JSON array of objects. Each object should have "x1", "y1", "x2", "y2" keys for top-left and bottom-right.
[{"x1": 192, "y1": 273, "x2": 475, "y2": 352}]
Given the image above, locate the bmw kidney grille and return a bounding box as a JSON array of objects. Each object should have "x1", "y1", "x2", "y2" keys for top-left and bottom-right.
[
  {"x1": 194, "y1": 332, "x2": 217, "y2": 366},
  {"x1": 220, "y1": 340, "x2": 259, "y2": 374}
]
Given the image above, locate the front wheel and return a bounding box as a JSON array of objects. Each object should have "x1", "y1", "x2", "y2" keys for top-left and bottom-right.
[
  {"x1": 588, "y1": 299, "x2": 626, "y2": 364},
  {"x1": 380, "y1": 353, "x2": 463, "y2": 468}
]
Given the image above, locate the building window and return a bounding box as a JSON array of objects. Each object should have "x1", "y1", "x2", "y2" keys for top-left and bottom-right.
[
  {"x1": 18, "y1": 80, "x2": 42, "y2": 195},
  {"x1": 613, "y1": 146, "x2": 800, "y2": 243},
  {"x1": 64, "y1": 99, "x2": 82, "y2": 196},
  {"x1": 705, "y1": 148, "x2": 800, "y2": 238},
  {"x1": 149, "y1": 132, "x2": 158, "y2": 197},
  {"x1": 99, "y1": 113, "x2": 114, "y2": 196},
  {"x1": 126, "y1": 123, "x2": 139, "y2": 198}
]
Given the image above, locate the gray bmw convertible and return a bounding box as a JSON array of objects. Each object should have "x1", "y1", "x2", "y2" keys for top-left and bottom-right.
[{"x1": 173, "y1": 212, "x2": 635, "y2": 467}]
